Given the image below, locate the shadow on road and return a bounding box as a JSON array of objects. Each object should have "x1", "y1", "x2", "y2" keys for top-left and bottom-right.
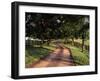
[{"x1": 28, "y1": 44, "x2": 75, "y2": 68}]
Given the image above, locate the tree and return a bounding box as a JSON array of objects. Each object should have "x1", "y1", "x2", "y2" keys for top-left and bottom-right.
[
  {"x1": 25, "y1": 13, "x2": 89, "y2": 50},
  {"x1": 26, "y1": 13, "x2": 64, "y2": 46},
  {"x1": 60, "y1": 15, "x2": 84, "y2": 44},
  {"x1": 78, "y1": 17, "x2": 89, "y2": 52}
]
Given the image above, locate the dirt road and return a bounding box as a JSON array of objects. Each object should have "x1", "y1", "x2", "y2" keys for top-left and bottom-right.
[{"x1": 29, "y1": 47, "x2": 75, "y2": 68}]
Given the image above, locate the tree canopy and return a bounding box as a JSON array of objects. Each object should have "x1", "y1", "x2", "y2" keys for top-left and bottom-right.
[{"x1": 25, "y1": 13, "x2": 89, "y2": 51}]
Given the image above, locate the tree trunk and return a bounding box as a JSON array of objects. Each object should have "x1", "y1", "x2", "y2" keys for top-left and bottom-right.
[
  {"x1": 47, "y1": 39, "x2": 51, "y2": 45},
  {"x1": 82, "y1": 39, "x2": 85, "y2": 52},
  {"x1": 81, "y1": 33, "x2": 85, "y2": 52},
  {"x1": 64, "y1": 38, "x2": 67, "y2": 44},
  {"x1": 71, "y1": 38, "x2": 74, "y2": 46}
]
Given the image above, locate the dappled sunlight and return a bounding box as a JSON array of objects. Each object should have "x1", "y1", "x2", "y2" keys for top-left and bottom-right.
[
  {"x1": 25, "y1": 12, "x2": 89, "y2": 68},
  {"x1": 27, "y1": 45, "x2": 75, "y2": 68}
]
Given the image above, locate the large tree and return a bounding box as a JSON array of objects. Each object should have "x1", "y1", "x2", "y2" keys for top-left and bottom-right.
[{"x1": 26, "y1": 13, "x2": 89, "y2": 50}]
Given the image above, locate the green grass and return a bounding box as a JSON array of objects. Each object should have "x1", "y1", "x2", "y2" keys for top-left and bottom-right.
[
  {"x1": 64, "y1": 44, "x2": 89, "y2": 65},
  {"x1": 25, "y1": 47, "x2": 52, "y2": 67},
  {"x1": 25, "y1": 43, "x2": 89, "y2": 67},
  {"x1": 42, "y1": 44, "x2": 56, "y2": 51},
  {"x1": 85, "y1": 40, "x2": 89, "y2": 46},
  {"x1": 74, "y1": 39, "x2": 89, "y2": 46}
]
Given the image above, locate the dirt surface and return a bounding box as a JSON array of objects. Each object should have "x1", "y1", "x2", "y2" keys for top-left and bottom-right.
[{"x1": 29, "y1": 47, "x2": 75, "y2": 68}]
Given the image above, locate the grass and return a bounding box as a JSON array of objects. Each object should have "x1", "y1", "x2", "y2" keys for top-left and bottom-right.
[
  {"x1": 85, "y1": 40, "x2": 89, "y2": 46},
  {"x1": 64, "y1": 44, "x2": 89, "y2": 65},
  {"x1": 73, "y1": 39, "x2": 89, "y2": 46},
  {"x1": 25, "y1": 46, "x2": 52, "y2": 67},
  {"x1": 25, "y1": 42, "x2": 89, "y2": 67},
  {"x1": 42, "y1": 43, "x2": 56, "y2": 51},
  {"x1": 25, "y1": 44, "x2": 56, "y2": 67}
]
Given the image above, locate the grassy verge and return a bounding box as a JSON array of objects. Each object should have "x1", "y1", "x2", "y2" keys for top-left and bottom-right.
[
  {"x1": 25, "y1": 46, "x2": 52, "y2": 67},
  {"x1": 25, "y1": 44, "x2": 55, "y2": 67},
  {"x1": 64, "y1": 44, "x2": 89, "y2": 65},
  {"x1": 71, "y1": 39, "x2": 89, "y2": 46},
  {"x1": 25, "y1": 43, "x2": 89, "y2": 67}
]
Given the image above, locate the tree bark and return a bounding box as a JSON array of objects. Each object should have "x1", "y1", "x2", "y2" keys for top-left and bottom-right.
[
  {"x1": 64, "y1": 38, "x2": 68, "y2": 44},
  {"x1": 47, "y1": 39, "x2": 51, "y2": 45},
  {"x1": 71, "y1": 37, "x2": 74, "y2": 46},
  {"x1": 81, "y1": 33, "x2": 85, "y2": 52}
]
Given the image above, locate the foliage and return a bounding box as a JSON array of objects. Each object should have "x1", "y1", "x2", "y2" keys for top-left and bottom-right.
[
  {"x1": 26, "y1": 13, "x2": 89, "y2": 39},
  {"x1": 25, "y1": 13, "x2": 90, "y2": 67}
]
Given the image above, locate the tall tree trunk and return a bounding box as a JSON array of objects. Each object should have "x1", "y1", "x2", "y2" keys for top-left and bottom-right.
[
  {"x1": 81, "y1": 33, "x2": 85, "y2": 52},
  {"x1": 82, "y1": 39, "x2": 84, "y2": 52},
  {"x1": 64, "y1": 38, "x2": 67, "y2": 44},
  {"x1": 71, "y1": 37, "x2": 74, "y2": 46},
  {"x1": 47, "y1": 39, "x2": 51, "y2": 45}
]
